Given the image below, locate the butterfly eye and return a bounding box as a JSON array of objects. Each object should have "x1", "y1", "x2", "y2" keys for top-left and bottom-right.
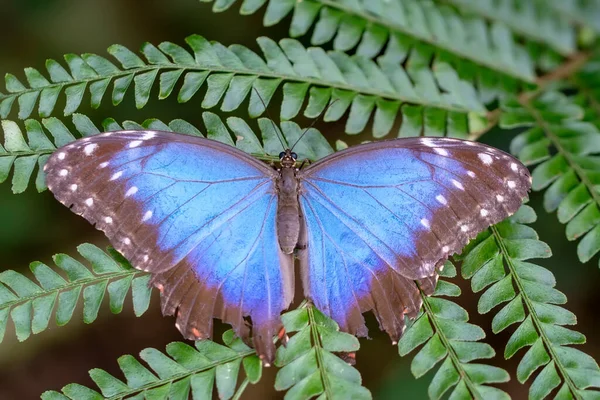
[
  {"x1": 278, "y1": 152, "x2": 286, "y2": 159},
  {"x1": 291, "y1": 152, "x2": 298, "y2": 160}
]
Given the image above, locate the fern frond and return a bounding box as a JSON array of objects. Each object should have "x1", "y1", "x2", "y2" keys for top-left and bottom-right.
[
  {"x1": 200, "y1": 0, "x2": 535, "y2": 84},
  {"x1": 548, "y1": 0, "x2": 600, "y2": 33},
  {"x1": 441, "y1": 0, "x2": 576, "y2": 55},
  {"x1": 399, "y1": 261, "x2": 509, "y2": 399},
  {"x1": 461, "y1": 205, "x2": 600, "y2": 398},
  {"x1": 0, "y1": 112, "x2": 338, "y2": 193},
  {"x1": 41, "y1": 330, "x2": 260, "y2": 400},
  {"x1": 0, "y1": 35, "x2": 485, "y2": 138},
  {"x1": 0, "y1": 244, "x2": 151, "y2": 343},
  {"x1": 274, "y1": 304, "x2": 371, "y2": 399},
  {"x1": 505, "y1": 92, "x2": 600, "y2": 266}
]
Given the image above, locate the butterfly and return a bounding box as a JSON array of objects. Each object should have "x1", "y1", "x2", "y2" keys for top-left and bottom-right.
[{"x1": 43, "y1": 131, "x2": 531, "y2": 364}]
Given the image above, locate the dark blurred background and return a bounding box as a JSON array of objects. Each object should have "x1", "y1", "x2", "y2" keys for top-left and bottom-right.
[{"x1": 0, "y1": 0, "x2": 599, "y2": 399}]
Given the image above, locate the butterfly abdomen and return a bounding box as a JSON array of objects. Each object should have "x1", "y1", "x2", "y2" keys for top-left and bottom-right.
[{"x1": 276, "y1": 167, "x2": 301, "y2": 254}]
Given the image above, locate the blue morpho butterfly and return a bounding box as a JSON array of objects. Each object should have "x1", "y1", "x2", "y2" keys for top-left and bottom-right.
[{"x1": 44, "y1": 125, "x2": 531, "y2": 365}]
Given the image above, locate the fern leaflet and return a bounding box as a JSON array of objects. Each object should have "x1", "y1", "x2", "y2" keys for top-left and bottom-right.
[
  {"x1": 0, "y1": 244, "x2": 151, "y2": 343},
  {"x1": 460, "y1": 205, "x2": 600, "y2": 399},
  {"x1": 505, "y1": 91, "x2": 600, "y2": 266},
  {"x1": 399, "y1": 261, "x2": 510, "y2": 399},
  {"x1": 0, "y1": 35, "x2": 484, "y2": 138}
]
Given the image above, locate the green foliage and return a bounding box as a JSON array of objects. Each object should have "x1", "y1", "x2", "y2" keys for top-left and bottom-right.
[
  {"x1": 442, "y1": 0, "x2": 576, "y2": 55},
  {"x1": 0, "y1": 34, "x2": 484, "y2": 139},
  {"x1": 41, "y1": 330, "x2": 260, "y2": 400},
  {"x1": 400, "y1": 261, "x2": 510, "y2": 399},
  {"x1": 275, "y1": 305, "x2": 371, "y2": 399},
  {"x1": 461, "y1": 205, "x2": 600, "y2": 398},
  {"x1": 200, "y1": 0, "x2": 536, "y2": 86},
  {"x1": 0, "y1": 112, "x2": 336, "y2": 193},
  {"x1": 0, "y1": 244, "x2": 151, "y2": 343},
  {"x1": 505, "y1": 92, "x2": 600, "y2": 266}
]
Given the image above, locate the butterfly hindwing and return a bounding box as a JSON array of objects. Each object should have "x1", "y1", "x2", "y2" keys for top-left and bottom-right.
[
  {"x1": 44, "y1": 131, "x2": 294, "y2": 362},
  {"x1": 297, "y1": 137, "x2": 531, "y2": 341}
]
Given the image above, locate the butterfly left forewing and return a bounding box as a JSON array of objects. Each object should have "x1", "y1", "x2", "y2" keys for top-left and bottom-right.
[
  {"x1": 45, "y1": 131, "x2": 294, "y2": 363},
  {"x1": 297, "y1": 137, "x2": 531, "y2": 342}
]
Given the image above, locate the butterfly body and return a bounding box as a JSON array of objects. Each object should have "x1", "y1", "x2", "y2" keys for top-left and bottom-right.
[
  {"x1": 44, "y1": 131, "x2": 531, "y2": 364},
  {"x1": 276, "y1": 151, "x2": 301, "y2": 254}
]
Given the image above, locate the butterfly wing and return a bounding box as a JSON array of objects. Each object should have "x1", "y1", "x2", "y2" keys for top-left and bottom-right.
[
  {"x1": 297, "y1": 137, "x2": 531, "y2": 342},
  {"x1": 44, "y1": 131, "x2": 293, "y2": 362}
]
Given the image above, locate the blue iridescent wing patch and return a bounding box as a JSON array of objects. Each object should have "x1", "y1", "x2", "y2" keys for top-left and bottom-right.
[
  {"x1": 297, "y1": 137, "x2": 531, "y2": 342},
  {"x1": 44, "y1": 131, "x2": 294, "y2": 362}
]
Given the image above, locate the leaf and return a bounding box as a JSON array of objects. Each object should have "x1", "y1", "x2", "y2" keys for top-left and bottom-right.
[
  {"x1": 274, "y1": 305, "x2": 371, "y2": 399},
  {"x1": 44, "y1": 330, "x2": 257, "y2": 400},
  {"x1": 1, "y1": 35, "x2": 484, "y2": 138},
  {"x1": 460, "y1": 206, "x2": 600, "y2": 398},
  {"x1": 400, "y1": 261, "x2": 509, "y2": 399},
  {"x1": 0, "y1": 244, "x2": 151, "y2": 343}
]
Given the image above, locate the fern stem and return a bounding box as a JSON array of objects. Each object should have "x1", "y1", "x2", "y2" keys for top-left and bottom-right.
[
  {"x1": 0, "y1": 270, "x2": 147, "y2": 314},
  {"x1": 315, "y1": 0, "x2": 532, "y2": 81},
  {"x1": 307, "y1": 304, "x2": 334, "y2": 398},
  {"x1": 418, "y1": 284, "x2": 484, "y2": 400},
  {"x1": 521, "y1": 97, "x2": 600, "y2": 210},
  {"x1": 490, "y1": 225, "x2": 582, "y2": 400}
]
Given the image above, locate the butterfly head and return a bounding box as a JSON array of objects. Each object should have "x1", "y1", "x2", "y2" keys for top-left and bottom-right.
[{"x1": 279, "y1": 149, "x2": 297, "y2": 168}]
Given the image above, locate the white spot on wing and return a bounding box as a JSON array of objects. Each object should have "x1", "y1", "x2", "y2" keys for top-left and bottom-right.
[
  {"x1": 110, "y1": 171, "x2": 123, "y2": 180},
  {"x1": 70, "y1": 184, "x2": 78, "y2": 191},
  {"x1": 84, "y1": 143, "x2": 98, "y2": 156},
  {"x1": 59, "y1": 169, "x2": 68, "y2": 177},
  {"x1": 461, "y1": 225, "x2": 469, "y2": 232},
  {"x1": 420, "y1": 218, "x2": 430, "y2": 229},
  {"x1": 142, "y1": 210, "x2": 153, "y2": 222},
  {"x1": 129, "y1": 140, "x2": 142, "y2": 148},
  {"x1": 421, "y1": 138, "x2": 435, "y2": 147},
  {"x1": 123, "y1": 237, "x2": 131, "y2": 245},
  {"x1": 99, "y1": 162, "x2": 109, "y2": 169},
  {"x1": 507, "y1": 180, "x2": 516, "y2": 188},
  {"x1": 105, "y1": 216, "x2": 113, "y2": 224},
  {"x1": 480, "y1": 209, "x2": 489, "y2": 217},
  {"x1": 442, "y1": 245, "x2": 449, "y2": 253},
  {"x1": 436, "y1": 194, "x2": 447, "y2": 205},
  {"x1": 434, "y1": 148, "x2": 449, "y2": 156},
  {"x1": 497, "y1": 194, "x2": 504, "y2": 202},
  {"x1": 452, "y1": 179, "x2": 464, "y2": 190},
  {"x1": 142, "y1": 132, "x2": 156, "y2": 140},
  {"x1": 58, "y1": 152, "x2": 66, "y2": 160},
  {"x1": 467, "y1": 171, "x2": 476, "y2": 178},
  {"x1": 143, "y1": 255, "x2": 149, "y2": 262},
  {"x1": 478, "y1": 153, "x2": 493, "y2": 165},
  {"x1": 466, "y1": 141, "x2": 477, "y2": 146},
  {"x1": 85, "y1": 198, "x2": 94, "y2": 206},
  {"x1": 510, "y1": 162, "x2": 518, "y2": 172},
  {"x1": 125, "y1": 186, "x2": 138, "y2": 197}
]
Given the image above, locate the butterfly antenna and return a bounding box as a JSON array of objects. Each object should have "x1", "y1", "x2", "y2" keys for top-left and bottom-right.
[
  {"x1": 252, "y1": 87, "x2": 288, "y2": 151},
  {"x1": 290, "y1": 98, "x2": 339, "y2": 151}
]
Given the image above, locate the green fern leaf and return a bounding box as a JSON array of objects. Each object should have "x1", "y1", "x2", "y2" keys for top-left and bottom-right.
[
  {"x1": 274, "y1": 304, "x2": 372, "y2": 399},
  {"x1": 461, "y1": 205, "x2": 600, "y2": 398},
  {"x1": 504, "y1": 91, "x2": 600, "y2": 266},
  {"x1": 41, "y1": 330, "x2": 259, "y2": 400},
  {"x1": 0, "y1": 34, "x2": 485, "y2": 138},
  {"x1": 200, "y1": 0, "x2": 536, "y2": 85},
  {"x1": 442, "y1": 0, "x2": 576, "y2": 56},
  {"x1": 0, "y1": 244, "x2": 151, "y2": 343},
  {"x1": 548, "y1": 0, "x2": 600, "y2": 33},
  {"x1": 399, "y1": 261, "x2": 510, "y2": 399}
]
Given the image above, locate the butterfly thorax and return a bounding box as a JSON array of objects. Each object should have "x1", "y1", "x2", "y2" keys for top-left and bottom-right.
[{"x1": 276, "y1": 150, "x2": 301, "y2": 254}]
